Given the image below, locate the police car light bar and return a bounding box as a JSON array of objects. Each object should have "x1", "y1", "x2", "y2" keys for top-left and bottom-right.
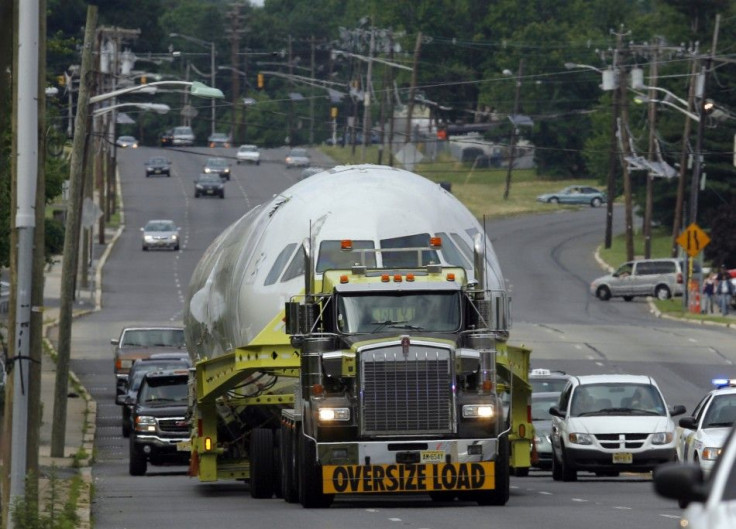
[{"x1": 712, "y1": 378, "x2": 736, "y2": 388}]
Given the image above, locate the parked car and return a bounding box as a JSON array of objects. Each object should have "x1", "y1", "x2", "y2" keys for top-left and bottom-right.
[
  {"x1": 111, "y1": 326, "x2": 187, "y2": 392},
  {"x1": 141, "y1": 219, "x2": 179, "y2": 251},
  {"x1": 536, "y1": 186, "x2": 606, "y2": 207},
  {"x1": 144, "y1": 156, "x2": 171, "y2": 178},
  {"x1": 654, "y1": 424, "x2": 736, "y2": 527},
  {"x1": 159, "y1": 129, "x2": 173, "y2": 147},
  {"x1": 202, "y1": 157, "x2": 231, "y2": 180},
  {"x1": 532, "y1": 391, "x2": 561, "y2": 470},
  {"x1": 236, "y1": 144, "x2": 261, "y2": 165},
  {"x1": 285, "y1": 147, "x2": 310, "y2": 168},
  {"x1": 207, "y1": 132, "x2": 231, "y2": 148},
  {"x1": 128, "y1": 369, "x2": 190, "y2": 475},
  {"x1": 116, "y1": 135, "x2": 138, "y2": 148},
  {"x1": 194, "y1": 173, "x2": 225, "y2": 198},
  {"x1": 116, "y1": 353, "x2": 191, "y2": 437},
  {"x1": 549, "y1": 374, "x2": 685, "y2": 481},
  {"x1": 172, "y1": 126, "x2": 195, "y2": 146},
  {"x1": 676, "y1": 379, "x2": 736, "y2": 476},
  {"x1": 590, "y1": 258, "x2": 700, "y2": 301},
  {"x1": 0, "y1": 358, "x2": 5, "y2": 405}
]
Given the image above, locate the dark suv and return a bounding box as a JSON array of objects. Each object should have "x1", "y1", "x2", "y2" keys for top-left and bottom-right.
[{"x1": 129, "y1": 369, "x2": 190, "y2": 476}]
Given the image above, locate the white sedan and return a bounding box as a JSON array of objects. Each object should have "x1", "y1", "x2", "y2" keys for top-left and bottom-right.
[
  {"x1": 236, "y1": 144, "x2": 261, "y2": 165},
  {"x1": 676, "y1": 382, "x2": 736, "y2": 475}
]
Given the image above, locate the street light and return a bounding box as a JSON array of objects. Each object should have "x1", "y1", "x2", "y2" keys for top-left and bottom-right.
[
  {"x1": 170, "y1": 33, "x2": 217, "y2": 135},
  {"x1": 633, "y1": 92, "x2": 700, "y2": 121},
  {"x1": 92, "y1": 102, "x2": 170, "y2": 117},
  {"x1": 89, "y1": 80, "x2": 223, "y2": 104}
]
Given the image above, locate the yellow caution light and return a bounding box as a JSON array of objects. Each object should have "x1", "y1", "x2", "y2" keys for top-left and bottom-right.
[
  {"x1": 341, "y1": 239, "x2": 353, "y2": 250},
  {"x1": 340, "y1": 274, "x2": 349, "y2": 284},
  {"x1": 406, "y1": 273, "x2": 415, "y2": 282},
  {"x1": 393, "y1": 274, "x2": 402, "y2": 282},
  {"x1": 446, "y1": 273, "x2": 456, "y2": 281},
  {"x1": 204, "y1": 437, "x2": 212, "y2": 451},
  {"x1": 519, "y1": 424, "x2": 526, "y2": 438},
  {"x1": 312, "y1": 383, "x2": 325, "y2": 396},
  {"x1": 430, "y1": 236, "x2": 442, "y2": 248},
  {"x1": 482, "y1": 380, "x2": 493, "y2": 392},
  {"x1": 381, "y1": 274, "x2": 390, "y2": 282}
]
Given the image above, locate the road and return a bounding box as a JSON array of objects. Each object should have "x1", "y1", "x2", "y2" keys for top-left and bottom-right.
[{"x1": 69, "y1": 146, "x2": 735, "y2": 528}]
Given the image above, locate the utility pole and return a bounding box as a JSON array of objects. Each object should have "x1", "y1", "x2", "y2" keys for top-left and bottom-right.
[
  {"x1": 228, "y1": 4, "x2": 242, "y2": 144},
  {"x1": 387, "y1": 31, "x2": 395, "y2": 166},
  {"x1": 617, "y1": 63, "x2": 635, "y2": 262},
  {"x1": 503, "y1": 58, "x2": 523, "y2": 200},
  {"x1": 604, "y1": 31, "x2": 623, "y2": 249},
  {"x1": 361, "y1": 27, "x2": 375, "y2": 161},
  {"x1": 51, "y1": 4, "x2": 97, "y2": 458},
  {"x1": 310, "y1": 35, "x2": 316, "y2": 145},
  {"x1": 8, "y1": 1, "x2": 39, "y2": 527},
  {"x1": 643, "y1": 44, "x2": 659, "y2": 259},
  {"x1": 404, "y1": 31, "x2": 422, "y2": 143}
]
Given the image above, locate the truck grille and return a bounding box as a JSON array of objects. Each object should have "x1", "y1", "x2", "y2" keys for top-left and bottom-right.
[
  {"x1": 360, "y1": 346, "x2": 453, "y2": 436},
  {"x1": 157, "y1": 417, "x2": 189, "y2": 435}
]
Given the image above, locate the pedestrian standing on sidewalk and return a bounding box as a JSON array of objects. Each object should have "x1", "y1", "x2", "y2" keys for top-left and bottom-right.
[
  {"x1": 715, "y1": 265, "x2": 735, "y2": 316},
  {"x1": 702, "y1": 273, "x2": 716, "y2": 314}
]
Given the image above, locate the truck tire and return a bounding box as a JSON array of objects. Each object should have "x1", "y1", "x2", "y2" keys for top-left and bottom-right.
[
  {"x1": 281, "y1": 423, "x2": 299, "y2": 503},
  {"x1": 250, "y1": 428, "x2": 275, "y2": 498},
  {"x1": 273, "y1": 429, "x2": 283, "y2": 498},
  {"x1": 475, "y1": 436, "x2": 509, "y2": 506},
  {"x1": 129, "y1": 439, "x2": 147, "y2": 476},
  {"x1": 298, "y1": 430, "x2": 333, "y2": 508}
]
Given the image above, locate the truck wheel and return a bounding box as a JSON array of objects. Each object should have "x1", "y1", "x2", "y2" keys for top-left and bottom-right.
[
  {"x1": 250, "y1": 428, "x2": 275, "y2": 499},
  {"x1": 273, "y1": 429, "x2": 283, "y2": 498},
  {"x1": 281, "y1": 423, "x2": 299, "y2": 503},
  {"x1": 122, "y1": 412, "x2": 131, "y2": 438},
  {"x1": 298, "y1": 430, "x2": 334, "y2": 508},
  {"x1": 129, "y1": 438, "x2": 147, "y2": 476},
  {"x1": 475, "y1": 436, "x2": 509, "y2": 506}
]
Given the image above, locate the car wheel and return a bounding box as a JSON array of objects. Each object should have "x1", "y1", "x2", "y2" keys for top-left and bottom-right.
[
  {"x1": 195, "y1": 192, "x2": 200, "y2": 198},
  {"x1": 591, "y1": 197, "x2": 602, "y2": 207},
  {"x1": 174, "y1": 244, "x2": 180, "y2": 251},
  {"x1": 220, "y1": 192, "x2": 225, "y2": 199},
  {"x1": 129, "y1": 438, "x2": 147, "y2": 476},
  {"x1": 142, "y1": 245, "x2": 148, "y2": 251},
  {"x1": 655, "y1": 285, "x2": 671, "y2": 300},
  {"x1": 596, "y1": 286, "x2": 611, "y2": 301},
  {"x1": 548, "y1": 197, "x2": 559, "y2": 204},
  {"x1": 623, "y1": 296, "x2": 634, "y2": 302},
  {"x1": 256, "y1": 160, "x2": 260, "y2": 166},
  {"x1": 560, "y1": 445, "x2": 577, "y2": 482},
  {"x1": 551, "y1": 450, "x2": 562, "y2": 481}
]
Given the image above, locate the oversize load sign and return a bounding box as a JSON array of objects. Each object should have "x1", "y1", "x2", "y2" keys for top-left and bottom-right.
[{"x1": 322, "y1": 462, "x2": 495, "y2": 494}]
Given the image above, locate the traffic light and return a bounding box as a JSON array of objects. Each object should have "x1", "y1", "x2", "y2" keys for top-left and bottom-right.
[
  {"x1": 57, "y1": 74, "x2": 65, "y2": 86},
  {"x1": 257, "y1": 73, "x2": 264, "y2": 89},
  {"x1": 330, "y1": 107, "x2": 338, "y2": 119},
  {"x1": 140, "y1": 75, "x2": 147, "y2": 84}
]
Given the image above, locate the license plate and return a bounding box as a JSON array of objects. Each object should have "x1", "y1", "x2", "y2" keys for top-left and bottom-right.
[
  {"x1": 612, "y1": 452, "x2": 633, "y2": 464},
  {"x1": 206, "y1": 189, "x2": 214, "y2": 194},
  {"x1": 421, "y1": 450, "x2": 445, "y2": 463}
]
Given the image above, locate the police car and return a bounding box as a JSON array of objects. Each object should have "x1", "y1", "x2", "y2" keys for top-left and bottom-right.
[{"x1": 676, "y1": 379, "x2": 736, "y2": 475}]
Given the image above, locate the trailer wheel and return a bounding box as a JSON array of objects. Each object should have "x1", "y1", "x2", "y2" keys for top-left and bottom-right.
[
  {"x1": 475, "y1": 436, "x2": 509, "y2": 506},
  {"x1": 273, "y1": 429, "x2": 283, "y2": 498},
  {"x1": 250, "y1": 428, "x2": 275, "y2": 498},
  {"x1": 298, "y1": 430, "x2": 334, "y2": 508},
  {"x1": 129, "y1": 438, "x2": 147, "y2": 476},
  {"x1": 281, "y1": 423, "x2": 299, "y2": 503}
]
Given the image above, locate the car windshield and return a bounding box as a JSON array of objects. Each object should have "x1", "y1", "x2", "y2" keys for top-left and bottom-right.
[
  {"x1": 337, "y1": 291, "x2": 461, "y2": 333},
  {"x1": 703, "y1": 394, "x2": 736, "y2": 428},
  {"x1": 532, "y1": 394, "x2": 559, "y2": 421},
  {"x1": 240, "y1": 145, "x2": 257, "y2": 152},
  {"x1": 206, "y1": 158, "x2": 227, "y2": 167},
  {"x1": 120, "y1": 329, "x2": 185, "y2": 348},
  {"x1": 290, "y1": 149, "x2": 307, "y2": 157},
  {"x1": 144, "y1": 221, "x2": 175, "y2": 232},
  {"x1": 148, "y1": 158, "x2": 167, "y2": 164},
  {"x1": 198, "y1": 174, "x2": 221, "y2": 183},
  {"x1": 570, "y1": 383, "x2": 666, "y2": 417},
  {"x1": 531, "y1": 377, "x2": 569, "y2": 393},
  {"x1": 139, "y1": 378, "x2": 188, "y2": 403}
]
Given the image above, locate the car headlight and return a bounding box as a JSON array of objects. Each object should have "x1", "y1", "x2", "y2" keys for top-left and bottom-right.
[
  {"x1": 144, "y1": 235, "x2": 154, "y2": 242},
  {"x1": 223, "y1": 168, "x2": 230, "y2": 173},
  {"x1": 318, "y1": 407, "x2": 350, "y2": 422},
  {"x1": 702, "y1": 447, "x2": 722, "y2": 460},
  {"x1": 196, "y1": 184, "x2": 204, "y2": 189},
  {"x1": 135, "y1": 415, "x2": 157, "y2": 432},
  {"x1": 204, "y1": 168, "x2": 212, "y2": 173},
  {"x1": 171, "y1": 235, "x2": 178, "y2": 241},
  {"x1": 568, "y1": 433, "x2": 593, "y2": 445},
  {"x1": 462, "y1": 404, "x2": 494, "y2": 419},
  {"x1": 651, "y1": 432, "x2": 674, "y2": 445}
]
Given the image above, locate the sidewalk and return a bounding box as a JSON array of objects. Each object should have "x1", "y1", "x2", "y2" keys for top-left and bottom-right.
[{"x1": 33, "y1": 226, "x2": 120, "y2": 527}]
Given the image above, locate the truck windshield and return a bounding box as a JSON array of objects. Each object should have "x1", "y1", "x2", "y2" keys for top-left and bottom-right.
[{"x1": 337, "y1": 291, "x2": 461, "y2": 333}]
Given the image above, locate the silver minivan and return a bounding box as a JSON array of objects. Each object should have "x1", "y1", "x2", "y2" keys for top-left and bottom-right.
[
  {"x1": 172, "y1": 126, "x2": 195, "y2": 146},
  {"x1": 590, "y1": 258, "x2": 700, "y2": 301}
]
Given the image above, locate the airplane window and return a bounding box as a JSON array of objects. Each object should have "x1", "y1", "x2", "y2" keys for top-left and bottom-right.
[
  {"x1": 281, "y1": 245, "x2": 306, "y2": 282},
  {"x1": 380, "y1": 234, "x2": 439, "y2": 267},
  {"x1": 317, "y1": 240, "x2": 375, "y2": 272},
  {"x1": 436, "y1": 232, "x2": 471, "y2": 269},
  {"x1": 450, "y1": 233, "x2": 474, "y2": 263},
  {"x1": 264, "y1": 243, "x2": 298, "y2": 286}
]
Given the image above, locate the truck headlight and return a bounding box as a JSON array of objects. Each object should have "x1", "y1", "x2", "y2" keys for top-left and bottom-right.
[
  {"x1": 135, "y1": 415, "x2": 157, "y2": 432},
  {"x1": 318, "y1": 408, "x2": 350, "y2": 422},
  {"x1": 568, "y1": 433, "x2": 593, "y2": 445},
  {"x1": 462, "y1": 404, "x2": 494, "y2": 419},
  {"x1": 651, "y1": 432, "x2": 674, "y2": 445}
]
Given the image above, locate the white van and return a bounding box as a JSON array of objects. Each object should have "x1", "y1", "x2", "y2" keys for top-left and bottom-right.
[{"x1": 590, "y1": 258, "x2": 700, "y2": 301}]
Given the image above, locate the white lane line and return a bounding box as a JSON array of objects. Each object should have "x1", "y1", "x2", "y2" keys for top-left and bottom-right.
[
  {"x1": 613, "y1": 506, "x2": 632, "y2": 510},
  {"x1": 388, "y1": 518, "x2": 402, "y2": 522},
  {"x1": 572, "y1": 498, "x2": 588, "y2": 502},
  {"x1": 660, "y1": 514, "x2": 681, "y2": 519},
  {"x1": 538, "y1": 491, "x2": 553, "y2": 495}
]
